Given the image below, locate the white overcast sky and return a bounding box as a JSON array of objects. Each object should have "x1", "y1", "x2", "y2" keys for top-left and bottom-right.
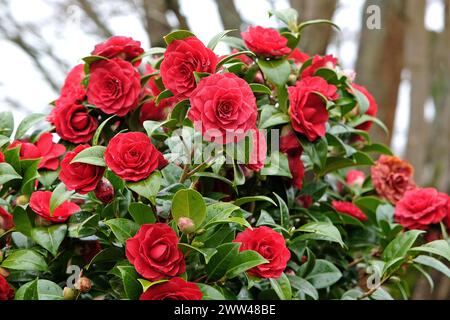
[{"x1": 0, "y1": 0, "x2": 445, "y2": 155}]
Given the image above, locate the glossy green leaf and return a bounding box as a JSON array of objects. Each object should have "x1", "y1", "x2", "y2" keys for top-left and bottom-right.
[
  {"x1": 171, "y1": 188, "x2": 206, "y2": 228},
  {"x1": 269, "y1": 272, "x2": 292, "y2": 300},
  {"x1": 14, "y1": 113, "x2": 47, "y2": 140},
  {"x1": 1, "y1": 249, "x2": 48, "y2": 271},
  {"x1": 105, "y1": 218, "x2": 140, "y2": 244},
  {"x1": 127, "y1": 171, "x2": 162, "y2": 200},
  {"x1": 30, "y1": 224, "x2": 67, "y2": 256},
  {"x1": 70, "y1": 146, "x2": 106, "y2": 166}
]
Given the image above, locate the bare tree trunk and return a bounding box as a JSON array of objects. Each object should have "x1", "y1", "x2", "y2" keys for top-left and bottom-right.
[
  {"x1": 355, "y1": 0, "x2": 407, "y2": 146},
  {"x1": 141, "y1": 0, "x2": 172, "y2": 47},
  {"x1": 215, "y1": 0, "x2": 243, "y2": 34},
  {"x1": 427, "y1": 0, "x2": 450, "y2": 193},
  {"x1": 290, "y1": 0, "x2": 338, "y2": 55},
  {"x1": 75, "y1": 0, "x2": 113, "y2": 38},
  {"x1": 167, "y1": 0, "x2": 189, "y2": 30},
  {"x1": 403, "y1": 0, "x2": 430, "y2": 184}
]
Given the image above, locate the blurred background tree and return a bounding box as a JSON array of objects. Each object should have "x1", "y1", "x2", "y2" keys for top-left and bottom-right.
[{"x1": 0, "y1": 0, "x2": 449, "y2": 299}]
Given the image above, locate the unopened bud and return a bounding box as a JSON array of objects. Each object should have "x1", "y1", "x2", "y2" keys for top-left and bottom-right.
[
  {"x1": 94, "y1": 178, "x2": 114, "y2": 204},
  {"x1": 191, "y1": 241, "x2": 204, "y2": 248},
  {"x1": 63, "y1": 287, "x2": 76, "y2": 300},
  {"x1": 15, "y1": 195, "x2": 29, "y2": 206},
  {"x1": 0, "y1": 267, "x2": 9, "y2": 277},
  {"x1": 178, "y1": 217, "x2": 196, "y2": 234},
  {"x1": 75, "y1": 276, "x2": 92, "y2": 293}
]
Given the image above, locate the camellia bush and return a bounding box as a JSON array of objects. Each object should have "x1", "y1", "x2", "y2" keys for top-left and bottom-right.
[{"x1": 1, "y1": 8, "x2": 450, "y2": 301}]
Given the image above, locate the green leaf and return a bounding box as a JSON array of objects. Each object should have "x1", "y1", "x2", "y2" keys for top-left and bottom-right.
[
  {"x1": 171, "y1": 188, "x2": 206, "y2": 228},
  {"x1": 15, "y1": 279, "x2": 63, "y2": 300},
  {"x1": 298, "y1": 19, "x2": 340, "y2": 33},
  {"x1": 178, "y1": 243, "x2": 217, "y2": 264},
  {"x1": 117, "y1": 265, "x2": 142, "y2": 300},
  {"x1": 38, "y1": 169, "x2": 60, "y2": 188},
  {"x1": 409, "y1": 240, "x2": 450, "y2": 262},
  {"x1": 257, "y1": 59, "x2": 291, "y2": 86},
  {"x1": 14, "y1": 113, "x2": 47, "y2": 140},
  {"x1": 305, "y1": 259, "x2": 342, "y2": 289},
  {"x1": 155, "y1": 89, "x2": 174, "y2": 105},
  {"x1": 226, "y1": 250, "x2": 268, "y2": 279},
  {"x1": 297, "y1": 221, "x2": 345, "y2": 247},
  {"x1": 0, "y1": 162, "x2": 22, "y2": 185},
  {"x1": 164, "y1": 30, "x2": 195, "y2": 45},
  {"x1": 413, "y1": 255, "x2": 450, "y2": 278},
  {"x1": 382, "y1": 230, "x2": 425, "y2": 261},
  {"x1": 1, "y1": 249, "x2": 48, "y2": 271},
  {"x1": 206, "y1": 243, "x2": 239, "y2": 281},
  {"x1": 85, "y1": 247, "x2": 123, "y2": 269},
  {"x1": 12, "y1": 206, "x2": 33, "y2": 237},
  {"x1": 105, "y1": 218, "x2": 140, "y2": 244},
  {"x1": 170, "y1": 99, "x2": 190, "y2": 125},
  {"x1": 49, "y1": 183, "x2": 74, "y2": 214},
  {"x1": 82, "y1": 55, "x2": 108, "y2": 65},
  {"x1": 30, "y1": 224, "x2": 67, "y2": 256},
  {"x1": 20, "y1": 158, "x2": 41, "y2": 196},
  {"x1": 197, "y1": 283, "x2": 226, "y2": 300},
  {"x1": 249, "y1": 83, "x2": 272, "y2": 95},
  {"x1": 260, "y1": 151, "x2": 292, "y2": 178},
  {"x1": 0, "y1": 134, "x2": 10, "y2": 148},
  {"x1": 259, "y1": 104, "x2": 290, "y2": 129},
  {"x1": 127, "y1": 171, "x2": 162, "y2": 200},
  {"x1": 70, "y1": 146, "x2": 106, "y2": 166},
  {"x1": 300, "y1": 137, "x2": 328, "y2": 172},
  {"x1": 92, "y1": 115, "x2": 115, "y2": 145},
  {"x1": 361, "y1": 143, "x2": 393, "y2": 156},
  {"x1": 207, "y1": 29, "x2": 236, "y2": 50},
  {"x1": 273, "y1": 193, "x2": 290, "y2": 229},
  {"x1": 269, "y1": 272, "x2": 292, "y2": 300},
  {"x1": 128, "y1": 202, "x2": 156, "y2": 225},
  {"x1": 269, "y1": 8, "x2": 299, "y2": 31},
  {"x1": 234, "y1": 196, "x2": 277, "y2": 207},
  {"x1": 0, "y1": 111, "x2": 14, "y2": 137},
  {"x1": 202, "y1": 202, "x2": 240, "y2": 227},
  {"x1": 216, "y1": 51, "x2": 255, "y2": 70},
  {"x1": 288, "y1": 276, "x2": 318, "y2": 300},
  {"x1": 131, "y1": 47, "x2": 166, "y2": 64}
]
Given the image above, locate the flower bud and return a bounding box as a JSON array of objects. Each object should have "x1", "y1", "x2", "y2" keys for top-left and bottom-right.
[
  {"x1": 94, "y1": 178, "x2": 114, "y2": 204},
  {"x1": 75, "y1": 276, "x2": 92, "y2": 293},
  {"x1": 0, "y1": 267, "x2": 9, "y2": 277},
  {"x1": 177, "y1": 217, "x2": 196, "y2": 234},
  {"x1": 15, "y1": 195, "x2": 29, "y2": 206},
  {"x1": 63, "y1": 287, "x2": 76, "y2": 300}
]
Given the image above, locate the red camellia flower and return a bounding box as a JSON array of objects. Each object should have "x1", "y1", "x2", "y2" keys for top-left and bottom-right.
[
  {"x1": 280, "y1": 127, "x2": 305, "y2": 189},
  {"x1": 59, "y1": 145, "x2": 105, "y2": 194},
  {"x1": 105, "y1": 132, "x2": 167, "y2": 182},
  {"x1": 233, "y1": 226, "x2": 290, "y2": 279},
  {"x1": 242, "y1": 26, "x2": 291, "y2": 57},
  {"x1": 139, "y1": 278, "x2": 202, "y2": 300},
  {"x1": 8, "y1": 140, "x2": 41, "y2": 159},
  {"x1": 445, "y1": 197, "x2": 450, "y2": 229},
  {"x1": 92, "y1": 36, "x2": 144, "y2": 66},
  {"x1": 395, "y1": 188, "x2": 449, "y2": 230},
  {"x1": 332, "y1": 200, "x2": 368, "y2": 222},
  {"x1": 160, "y1": 37, "x2": 217, "y2": 99},
  {"x1": 0, "y1": 206, "x2": 14, "y2": 231},
  {"x1": 87, "y1": 58, "x2": 141, "y2": 117},
  {"x1": 346, "y1": 170, "x2": 366, "y2": 187},
  {"x1": 301, "y1": 54, "x2": 338, "y2": 78},
  {"x1": 34, "y1": 133, "x2": 66, "y2": 170},
  {"x1": 49, "y1": 101, "x2": 98, "y2": 144},
  {"x1": 188, "y1": 73, "x2": 258, "y2": 144},
  {"x1": 288, "y1": 48, "x2": 310, "y2": 65},
  {"x1": 8, "y1": 135, "x2": 65, "y2": 170},
  {"x1": 288, "y1": 76, "x2": 338, "y2": 142},
  {"x1": 0, "y1": 275, "x2": 14, "y2": 300},
  {"x1": 352, "y1": 84, "x2": 378, "y2": 131},
  {"x1": 371, "y1": 155, "x2": 416, "y2": 204},
  {"x1": 29, "y1": 191, "x2": 80, "y2": 222},
  {"x1": 57, "y1": 64, "x2": 86, "y2": 104},
  {"x1": 0, "y1": 151, "x2": 4, "y2": 163},
  {"x1": 246, "y1": 129, "x2": 267, "y2": 172},
  {"x1": 126, "y1": 223, "x2": 186, "y2": 281}
]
